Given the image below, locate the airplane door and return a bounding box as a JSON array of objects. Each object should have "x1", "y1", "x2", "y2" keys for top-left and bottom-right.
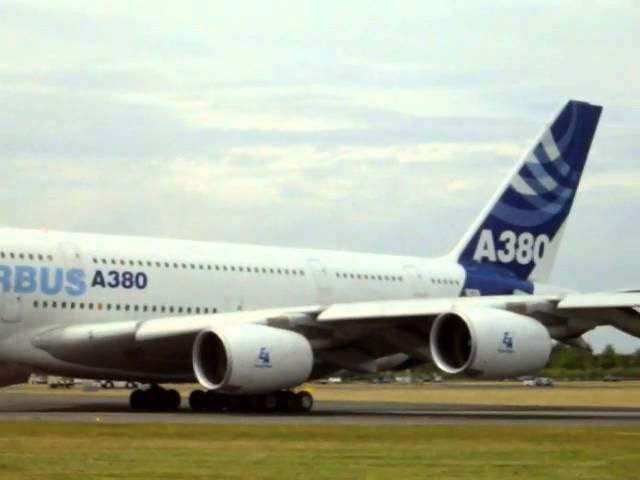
[
  {"x1": 59, "y1": 241, "x2": 84, "y2": 269},
  {"x1": 307, "y1": 259, "x2": 332, "y2": 305},
  {"x1": 1, "y1": 295, "x2": 22, "y2": 323},
  {"x1": 403, "y1": 265, "x2": 428, "y2": 298}
]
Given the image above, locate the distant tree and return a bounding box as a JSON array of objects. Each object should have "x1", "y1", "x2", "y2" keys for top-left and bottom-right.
[
  {"x1": 599, "y1": 344, "x2": 619, "y2": 370},
  {"x1": 631, "y1": 349, "x2": 640, "y2": 367},
  {"x1": 560, "y1": 347, "x2": 589, "y2": 370}
]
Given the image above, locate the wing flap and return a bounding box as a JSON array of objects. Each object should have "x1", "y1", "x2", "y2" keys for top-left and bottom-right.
[{"x1": 558, "y1": 292, "x2": 640, "y2": 309}]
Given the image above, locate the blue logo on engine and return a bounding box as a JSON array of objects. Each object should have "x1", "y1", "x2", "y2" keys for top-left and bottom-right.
[
  {"x1": 499, "y1": 332, "x2": 514, "y2": 353},
  {"x1": 255, "y1": 347, "x2": 272, "y2": 368}
]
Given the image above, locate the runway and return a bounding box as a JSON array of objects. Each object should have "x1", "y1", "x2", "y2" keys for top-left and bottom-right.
[{"x1": 1, "y1": 389, "x2": 640, "y2": 426}]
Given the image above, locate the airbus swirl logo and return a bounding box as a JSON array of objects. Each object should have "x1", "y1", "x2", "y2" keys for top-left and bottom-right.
[
  {"x1": 498, "y1": 332, "x2": 515, "y2": 354},
  {"x1": 255, "y1": 347, "x2": 272, "y2": 368}
]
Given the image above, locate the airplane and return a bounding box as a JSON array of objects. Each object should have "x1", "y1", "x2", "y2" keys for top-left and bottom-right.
[{"x1": 1, "y1": 99, "x2": 639, "y2": 413}]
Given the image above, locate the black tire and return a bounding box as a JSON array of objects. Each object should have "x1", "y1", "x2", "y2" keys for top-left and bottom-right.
[
  {"x1": 285, "y1": 391, "x2": 299, "y2": 412},
  {"x1": 130, "y1": 389, "x2": 146, "y2": 410},
  {"x1": 163, "y1": 389, "x2": 181, "y2": 410},
  {"x1": 189, "y1": 390, "x2": 206, "y2": 411},
  {"x1": 204, "y1": 391, "x2": 224, "y2": 412},
  {"x1": 260, "y1": 393, "x2": 279, "y2": 413},
  {"x1": 295, "y1": 391, "x2": 314, "y2": 413}
]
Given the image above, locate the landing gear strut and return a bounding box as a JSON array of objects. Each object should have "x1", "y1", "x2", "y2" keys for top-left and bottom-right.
[
  {"x1": 189, "y1": 389, "x2": 314, "y2": 414},
  {"x1": 129, "y1": 385, "x2": 181, "y2": 411}
]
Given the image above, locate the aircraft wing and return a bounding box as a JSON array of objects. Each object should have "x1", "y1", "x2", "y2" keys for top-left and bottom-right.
[{"x1": 28, "y1": 291, "x2": 640, "y2": 381}]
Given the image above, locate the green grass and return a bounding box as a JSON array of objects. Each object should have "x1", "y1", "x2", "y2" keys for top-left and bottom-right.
[{"x1": 0, "y1": 422, "x2": 639, "y2": 479}]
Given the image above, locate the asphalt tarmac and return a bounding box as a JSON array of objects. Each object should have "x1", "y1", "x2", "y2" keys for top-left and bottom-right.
[{"x1": 1, "y1": 389, "x2": 640, "y2": 426}]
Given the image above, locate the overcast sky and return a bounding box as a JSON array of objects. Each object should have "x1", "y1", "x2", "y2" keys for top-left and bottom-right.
[{"x1": 1, "y1": 1, "x2": 638, "y2": 351}]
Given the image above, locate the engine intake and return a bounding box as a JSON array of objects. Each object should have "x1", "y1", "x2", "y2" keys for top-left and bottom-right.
[
  {"x1": 192, "y1": 324, "x2": 313, "y2": 394},
  {"x1": 430, "y1": 307, "x2": 551, "y2": 379}
]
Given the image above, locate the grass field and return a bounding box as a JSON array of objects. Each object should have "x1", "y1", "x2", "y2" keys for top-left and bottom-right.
[
  {"x1": 310, "y1": 382, "x2": 640, "y2": 407},
  {"x1": 0, "y1": 422, "x2": 639, "y2": 480}
]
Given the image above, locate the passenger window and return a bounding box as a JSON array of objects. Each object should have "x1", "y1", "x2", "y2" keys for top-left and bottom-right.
[
  {"x1": 88, "y1": 303, "x2": 94, "y2": 310},
  {"x1": 125, "y1": 305, "x2": 130, "y2": 311},
  {"x1": 52, "y1": 301, "x2": 57, "y2": 308},
  {"x1": 19, "y1": 253, "x2": 24, "y2": 259},
  {"x1": 61, "y1": 302, "x2": 67, "y2": 309},
  {"x1": 187, "y1": 307, "x2": 192, "y2": 314},
  {"x1": 42, "y1": 301, "x2": 48, "y2": 308},
  {"x1": 33, "y1": 300, "x2": 38, "y2": 307},
  {"x1": 195, "y1": 307, "x2": 200, "y2": 314},
  {"x1": 120, "y1": 260, "x2": 125, "y2": 266},
  {"x1": 79, "y1": 303, "x2": 84, "y2": 310},
  {"x1": 204, "y1": 308, "x2": 209, "y2": 314},
  {"x1": 28, "y1": 254, "x2": 34, "y2": 260}
]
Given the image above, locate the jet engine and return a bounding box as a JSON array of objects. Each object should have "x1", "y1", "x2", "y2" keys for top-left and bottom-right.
[
  {"x1": 429, "y1": 307, "x2": 551, "y2": 379},
  {"x1": 192, "y1": 324, "x2": 313, "y2": 394}
]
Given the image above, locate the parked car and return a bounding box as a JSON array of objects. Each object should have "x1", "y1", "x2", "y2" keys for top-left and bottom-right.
[{"x1": 523, "y1": 377, "x2": 554, "y2": 387}]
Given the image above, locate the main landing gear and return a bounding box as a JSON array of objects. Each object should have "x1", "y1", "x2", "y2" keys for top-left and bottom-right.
[
  {"x1": 129, "y1": 386, "x2": 314, "y2": 414},
  {"x1": 188, "y1": 389, "x2": 314, "y2": 414},
  {"x1": 129, "y1": 385, "x2": 181, "y2": 411}
]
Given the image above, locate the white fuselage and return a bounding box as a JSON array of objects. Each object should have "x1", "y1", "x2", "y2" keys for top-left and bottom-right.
[{"x1": 0, "y1": 227, "x2": 465, "y2": 350}]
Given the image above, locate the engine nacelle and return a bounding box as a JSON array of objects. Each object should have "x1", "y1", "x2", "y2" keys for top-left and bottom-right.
[
  {"x1": 192, "y1": 324, "x2": 313, "y2": 394},
  {"x1": 429, "y1": 307, "x2": 551, "y2": 379}
]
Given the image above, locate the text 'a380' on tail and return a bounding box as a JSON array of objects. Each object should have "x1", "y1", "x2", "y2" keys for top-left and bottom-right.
[{"x1": 451, "y1": 100, "x2": 602, "y2": 290}]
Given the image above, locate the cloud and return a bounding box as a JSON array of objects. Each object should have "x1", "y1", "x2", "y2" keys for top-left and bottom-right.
[{"x1": 0, "y1": 0, "x2": 639, "y2": 352}]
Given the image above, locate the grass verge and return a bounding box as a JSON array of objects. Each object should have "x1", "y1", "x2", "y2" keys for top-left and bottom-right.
[{"x1": 0, "y1": 422, "x2": 639, "y2": 479}]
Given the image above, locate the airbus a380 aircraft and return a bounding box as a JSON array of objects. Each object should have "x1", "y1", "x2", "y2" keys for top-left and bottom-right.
[{"x1": 1, "y1": 100, "x2": 639, "y2": 413}]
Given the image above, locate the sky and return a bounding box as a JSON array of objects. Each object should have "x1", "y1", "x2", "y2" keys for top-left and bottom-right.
[{"x1": 0, "y1": 1, "x2": 639, "y2": 351}]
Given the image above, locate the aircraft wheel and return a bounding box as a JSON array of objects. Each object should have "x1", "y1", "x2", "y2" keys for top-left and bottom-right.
[
  {"x1": 261, "y1": 393, "x2": 279, "y2": 413},
  {"x1": 204, "y1": 391, "x2": 225, "y2": 412},
  {"x1": 163, "y1": 389, "x2": 181, "y2": 410},
  {"x1": 129, "y1": 389, "x2": 146, "y2": 410},
  {"x1": 295, "y1": 391, "x2": 314, "y2": 413},
  {"x1": 189, "y1": 390, "x2": 206, "y2": 411}
]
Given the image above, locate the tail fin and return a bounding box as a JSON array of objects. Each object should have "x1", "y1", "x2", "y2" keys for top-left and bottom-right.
[{"x1": 452, "y1": 100, "x2": 602, "y2": 283}]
